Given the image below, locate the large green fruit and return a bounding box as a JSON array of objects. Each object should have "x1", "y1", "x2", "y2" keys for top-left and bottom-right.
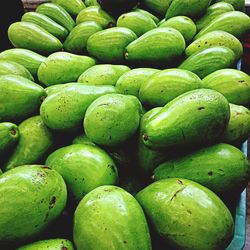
[
  {"x1": 213, "y1": 0, "x2": 245, "y2": 11},
  {"x1": 37, "y1": 52, "x2": 95, "y2": 86},
  {"x1": 0, "y1": 165, "x2": 67, "y2": 243},
  {"x1": 140, "y1": 0, "x2": 173, "y2": 17},
  {"x1": 73, "y1": 185, "x2": 152, "y2": 250},
  {"x1": 142, "y1": 89, "x2": 230, "y2": 149},
  {"x1": 136, "y1": 178, "x2": 234, "y2": 250},
  {"x1": 52, "y1": 0, "x2": 86, "y2": 16},
  {"x1": 84, "y1": 93, "x2": 142, "y2": 146},
  {"x1": 46, "y1": 144, "x2": 118, "y2": 201}
]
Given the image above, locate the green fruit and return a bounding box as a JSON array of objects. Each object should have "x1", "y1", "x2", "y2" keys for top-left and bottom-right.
[
  {"x1": 8, "y1": 22, "x2": 63, "y2": 55},
  {"x1": 213, "y1": 0, "x2": 245, "y2": 11},
  {"x1": 21, "y1": 12, "x2": 69, "y2": 41},
  {"x1": 185, "y1": 31, "x2": 243, "y2": 60},
  {"x1": 78, "y1": 64, "x2": 130, "y2": 85},
  {"x1": 140, "y1": 0, "x2": 173, "y2": 17},
  {"x1": 3, "y1": 116, "x2": 54, "y2": 172},
  {"x1": 133, "y1": 8, "x2": 160, "y2": 24},
  {"x1": 159, "y1": 16, "x2": 197, "y2": 44},
  {"x1": 72, "y1": 133, "x2": 96, "y2": 146},
  {"x1": 36, "y1": 3, "x2": 76, "y2": 31},
  {"x1": 52, "y1": 0, "x2": 86, "y2": 16},
  {"x1": 0, "y1": 48, "x2": 45, "y2": 76},
  {"x1": 201, "y1": 69, "x2": 250, "y2": 106},
  {"x1": 85, "y1": 0, "x2": 100, "y2": 7},
  {"x1": 87, "y1": 27, "x2": 137, "y2": 63},
  {"x1": 38, "y1": 52, "x2": 96, "y2": 86},
  {"x1": 84, "y1": 93, "x2": 142, "y2": 146},
  {"x1": 76, "y1": 6, "x2": 115, "y2": 28},
  {"x1": 116, "y1": 68, "x2": 159, "y2": 97},
  {"x1": 139, "y1": 68, "x2": 201, "y2": 107},
  {"x1": 136, "y1": 178, "x2": 234, "y2": 250},
  {"x1": 142, "y1": 89, "x2": 230, "y2": 149},
  {"x1": 0, "y1": 75, "x2": 46, "y2": 122},
  {"x1": 40, "y1": 84, "x2": 117, "y2": 131},
  {"x1": 178, "y1": 46, "x2": 236, "y2": 79},
  {"x1": 63, "y1": 21, "x2": 103, "y2": 54},
  {"x1": 0, "y1": 165, "x2": 67, "y2": 243},
  {"x1": 117, "y1": 11, "x2": 157, "y2": 37},
  {"x1": 73, "y1": 185, "x2": 152, "y2": 250}
]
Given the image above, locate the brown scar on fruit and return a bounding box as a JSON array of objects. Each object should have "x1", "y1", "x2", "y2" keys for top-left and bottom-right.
[
  {"x1": 143, "y1": 134, "x2": 148, "y2": 141},
  {"x1": 170, "y1": 186, "x2": 186, "y2": 201}
]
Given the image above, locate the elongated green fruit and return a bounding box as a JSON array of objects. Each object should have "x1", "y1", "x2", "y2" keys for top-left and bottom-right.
[
  {"x1": 52, "y1": 0, "x2": 86, "y2": 16},
  {"x1": 140, "y1": 0, "x2": 173, "y2": 17}
]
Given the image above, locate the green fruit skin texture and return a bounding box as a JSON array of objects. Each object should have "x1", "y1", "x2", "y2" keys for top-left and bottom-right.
[
  {"x1": 136, "y1": 178, "x2": 234, "y2": 250},
  {"x1": 17, "y1": 238, "x2": 74, "y2": 250},
  {"x1": 76, "y1": 6, "x2": 115, "y2": 28},
  {"x1": 8, "y1": 22, "x2": 63, "y2": 55},
  {"x1": 116, "y1": 68, "x2": 159, "y2": 98},
  {"x1": 143, "y1": 89, "x2": 230, "y2": 149},
  {"x1": 201, "y1": 69, "x2": 250, "y2": 106},
  {"x1": 139, "y1": 68, "x2": 202, "y2": 107},
  {"x1": 117, "y1": 12, "x2": 157, "y2": 37},
  {"x1": 0, "y1": 60, "x2": 34, "y2": 81},
  {"x1": 44, "y1": 82, "x2": 82, "y2": 96},
  {"x1": 21, "y1": 12, "x2": 69, "y2": 41},
  {"x1": 195, "y1": 2, "x2": 235, "y2": 32},
  {"x1": 166, "y1": 0, "x2": 212, "y2": 19},
  {"x1": 52, "y1": 0, "x2": 86, "y2": 16},
  {"x1": 40, "y1": 84, "x2": 117, "y2": 131},
  {"x1": 87, "y1": 27, "x2": 137, "y2": 63},
  {"x1": 78, "y1": 64, "x2": 130, "y2": 86},
  {"x1": 141, "y1": 0, "x2": 173, "y2": 17},
  {"x1": 185, "y1": 31, "x2": 243, "y2": 60},
  {"x1": 46, "y1": 144, "x2": 118, "y2": 201},
  {"x1": 38, "y1": 52, "x2": 96, "y2": 86},
  {"x1": 0, "y1": 75, "x2": 46, "y2": 122},
  {"x1": 84, "y1": 93, "x2": 142, "y2": 146},
  {"x1": 3, "y1": 116, "x2": 54, "y2": 172},
  {"x1": 36, "y1": 3, "x2": 76, "y2": 32},
  {"x1": 213, "y1": 0, "x2": 245, "y2": 11},
  {"x1": 0, "y1": 48, "x2": 46, "y2": 76},
  {"x1": 73, "y1": 185, "x2": 152, "y2": 250},
  {"x1": 0, "y1": 165, "x2": 67, "y2": 242},
  {"x1": 153, "y1": 143, "x2": 250, "y2": 198},
  {"x1": 159, "y1": 16, "x2": 197, "y2": 44},
  {"x1": 133, "y1": 8, "x2": 160, "y2": 24},
  {"x1": 63, "y1": 21, "x2": 103, "y2": 54},
  {"x1": 125, "y1": 27, "x2": 186, "y2": 64},
  {"x1": 195, "y1": 11, "x2": 250, "y2": 40},
  {"x1": 178, "y1": 46, "x2": 236, "y2": 79}
]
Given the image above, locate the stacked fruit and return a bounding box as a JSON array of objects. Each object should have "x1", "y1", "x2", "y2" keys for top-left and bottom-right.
[{"x1": 0, "y1": 0, "x2": 250, "y2": 249}]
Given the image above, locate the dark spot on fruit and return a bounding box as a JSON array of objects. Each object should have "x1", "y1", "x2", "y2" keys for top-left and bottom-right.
[
  {"x1": 123, "y1": 240, "x2": 127, "y2": 244},
  {"x1": 75, "y1": 178, "x2": 77, "y2": 181},
  {"x1": 205, "y1": 41, "x2": 208, "y2": 44},
  {"x1": 187, "y1": 209, "x2": 192, "y2": 214},
  {"x1": 37, "y1": 171, "x2": 46, "y2": 178},
  {"x1": 40, "y1": 95, "x2": 46, "y2": 103},
  {"x1": 49, "y1": 196, "x2": 56, "y2": 209},
  {"x1": 198, "y1": 45, "x2": 201, "y2": 47},
  {"x1": 198, "y1": 107, "x2": 205, "y2": 110},
  {"x1": 109, "y1": 135, "x2": 112, "y2": 140},
  {"x1": 34, "y1": 224, "x2": 39, "y2": 228},
  {"x1": 143, "y1": 133, "x2": 148, "y2": 141},
  {"x1": 124, "y1": 51, "x2": 129, "y2": 60},
  {"x1": 107, "y1": 164, "x2": 116, "y2": 173},
  {"x1": 40, "y1": 166, "x2": 50, "y2": 169},
  {"x1": 61, "y1": 246, "x2": 68, "y2": 250},
  {"x1": 10, "y1": 128, "x2": 17, "y2": 136},
  {"x1": 170, "y1": 186, "x2": 186, "y2": 201},
  {"x1": 208, "y1": 171, "x2": 213, "y2": 176},
  {"x1": 177, "y1": 179, "x2": 183, "y2": 185},
  {"x1": 108, "y1": 22, "x2": 115, "y2": 28}
]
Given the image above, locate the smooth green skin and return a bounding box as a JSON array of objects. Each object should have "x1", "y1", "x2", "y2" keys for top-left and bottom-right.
[
  {"x1": 40, "y1": 84, "x2": 116, "y2": 131},
  {"x1": 63, "y1": 21, "x2": 103, "y2": 54},
  {"x1": 76, "y1": 6, "x2": 115, "y2": 28},
  {"x1": 222, "y1": 104, "x2": 250, "y2": 146},
  {"x1": 46, "y1": 144, "x2": 118, "y2": 201},
  {"x1": 3, "y1": 116, "x2": 54, "y2": 172},
  {"x1": 0, "y1": 60, "x2": 34, "y2": 81},
  {"x1": 194, "y1": 11, "x2": 250, "y2": 40},
  {"x1": 85, "y1": 0, "x2": 100, "y2": 7},
  {"x1": 159, "y1": 16, "x2": 197, "y2": 44},
  {"x1": 133, "y1": 8, "x2": 160, "y2": 24},
  {"x1": 87, "y1": 27, "x2": 137, "y2": 63},
  {"x1": 21, "y1": 12, "x2": 69, "y2": 41},
  {"x1": 178, "y1": 46, "x2": 236, "y2": 79},
  {"x1": 0, "y1": 48, "x2": 45, "y2": 76},
  {"x1": 72, "y1": 133, "x2": 96, "y2": 146},
  {"x1": 213, "y1": 0, "x2": 245, "y2": 11},
  {"x1": 125, "y1": 27, "x2": 186, "y2": 64},
  {"x1": 8, "y1": 22, "x2": 63, "y2": 55},
  {"x1": 84, "y1": 93, "x2": 142, "y2": 146},
  {"x1": 117, "y1": 11, "x2": 157, "y2": 37},
  {"x1": 116, "y1": 68, "x2": 159, "y2": 98},
  {"x1": 36, "y1": 3, "x2": 76, "y2": 32},
  {"x1": 0, "y1": 75, "x2": 46, "y2": 122},
  {"x1": 17, "y1": 238, "x2": 74, "y2": 250},
  {"x1": 142, "y1": 89, "x2": 230, "y2": 149},
  {"x1": 136, "y1": 178, "x2": 234, "y2": 250},
  {"x1": 78, "y1": 64, "x2": 130, "y2": 86},
  {"x1": 166, "y1": 0, "x2": 212, "y2": 19},
  {"x1": 52, "y1": 0, "x2": 86, "y2": 16},
  {"x1": 0, "y1": 122, "x2": 19, "y2": 155},
  {"x1": 37, "y1": 52, "x2": 95, "y2": 86},
  {"x1": 185, "y1": 30, "x2": 243, "y2": 60},
  {"x1": 74, "y1": 185, "x2": 152, "y2": 250},
  {"x1": 195, "y1": 2, "x2": 235, "y2": 32},
  {"x1": 141, "y1": 0, "x2": 173, "y2": 17},
  {"x1": 0, "y1": 165, "x2": 67, "y2": 242},
  {"x1": 201, "y1": 69, "x2": 250, "y2": 106},
  {"x1": 139, "y1": 68, "x2": 202, "y2": 107},
  {"x1": 153, "y1": 143, "x2": 250, "y2": 198}
]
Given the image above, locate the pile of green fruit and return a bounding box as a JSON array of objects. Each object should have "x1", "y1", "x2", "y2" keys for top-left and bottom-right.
[{"x1": 1, "y1": 0, "x2": 250, "y2": 249}]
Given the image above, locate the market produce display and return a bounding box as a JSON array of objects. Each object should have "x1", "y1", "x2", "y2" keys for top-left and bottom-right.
[{"x1": 0, "y1": 0, "x2": 250, "y2": 249}]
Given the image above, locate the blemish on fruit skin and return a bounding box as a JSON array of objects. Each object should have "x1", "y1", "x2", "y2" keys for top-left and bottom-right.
[
  {"x1": 49, "y1": 196, "x2": 56, "y2": 209},
  {"x1": 143, "y1": 133, "x2": 148, "y2": 141},
  {"x1": 61, "y1": 246, "x2": 68, "y2": 250},
  {"x1": 208, "y1": 171, "x2": 213, "y2": 176}
]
